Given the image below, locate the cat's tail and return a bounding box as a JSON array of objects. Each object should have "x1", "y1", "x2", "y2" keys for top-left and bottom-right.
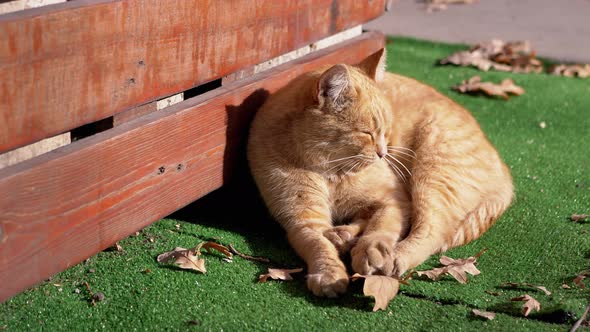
[{"x1": 444, "y1": 187, "x2": 514, "y2": 251}]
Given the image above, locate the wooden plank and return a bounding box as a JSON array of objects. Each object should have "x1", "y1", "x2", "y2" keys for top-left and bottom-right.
[
  {"x1": 0, "y1": 0, "x2": 385, "y2": 153},
  {"x1": 0, "y1": 0, "x2": 71, "y2": 168},
  {"x1": 0, "y1": 31, "x2": 385, "y2": 302}
]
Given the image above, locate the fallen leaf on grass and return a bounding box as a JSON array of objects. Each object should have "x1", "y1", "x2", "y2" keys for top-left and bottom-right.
[
  {"x1": 258, "y1": 268, "x2": 303, "y2": 283},
  {"x1": 548, "y1": 64, "x2": 590, "y2": 78},
  {"x1": 500, "y1": 282, "x2": 551, "y2": 296},
  {"x1": 351, "y1": 274, "x2": 400, "y2": 312},
  {"x1": 472, "y1": 309, "x2": 496, "y2": 320},
  {"x1": 511, "y1": 294, "x2": 541, "y2": 317},
  {"x1": 416, "y1": 249, "x2": 487, "y2": 284},
  {"x1": 453, "y1": 76, "x2": 524, "y2": 99},
  {"x1": 157, "y1": 241, "x2": 233, "y2": 274},
  {"x1": 561, "y1": 283, "x2": 571, "y2": 289},
  {"x1": 573, "y1": 272, "x2": 589, "y2": 289},
  {"x1": 157, "y1": 247, "x2": 206, "y2": 273},
  {"x1": 571, "y1": 214, "x2": 589, "y2": 222},
  {"x1": 440, "y1": 39, "x2": 542, "y2": 73},
  {"x1": 199, "y1": 241, "x2": 232, "y2": 258}
]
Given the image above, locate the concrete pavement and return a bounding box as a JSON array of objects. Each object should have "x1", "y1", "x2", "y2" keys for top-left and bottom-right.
[{"x1": 365, "y1": 0, "x2": 590, "y2": 63}]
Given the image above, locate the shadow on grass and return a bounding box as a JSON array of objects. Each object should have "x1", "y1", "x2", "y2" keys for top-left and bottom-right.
[{"x1": 168, "y1": 184, "x2": 384, "y2": 311}]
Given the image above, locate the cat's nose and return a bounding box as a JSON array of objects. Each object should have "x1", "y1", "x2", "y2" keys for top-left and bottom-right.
[{"x1": 376, "y1": 147, "x2": 387, "y2": 159}]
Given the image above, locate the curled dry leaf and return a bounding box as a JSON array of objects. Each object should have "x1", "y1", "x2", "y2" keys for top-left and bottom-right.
[
  {"x1": 548, "y1": 64, "x2": 590, "y2": 78},
  {"x1": 571, "y1": 214, "x2": 589, "y2": 222},
  {"x1": 258, "y1": 268, "x2": 303, "y2": 283},
  {"x1": 416, "y1": 249, "x2": 487, "y2": 284},
  {"x1": 472, "y1": 309, "x2": 496, "y2": 320},
  {"x1": 453, "y1": 76, "x2": 524, "y2": 99},
  {"x1": 157, "y1": 247, "x2": 206, "y2": 273},
  {"x1": 440, "y1": 39, "x2": 542, "y2": 73},
  {"x1": 351, "y1": 273, "x2": 400, "y2": 312},
  {"x1": 157, "y1": 241, "x2": 232, "y2": 274},
  {"x1": 500, "y1": 282, "x2": 551, "y2": 296},
  {"x1": 200, "y1": 242, "x2": 232, "y2": 258},
  {"x1": 511, "y1": 294, "x2": 541, "y2": 317},
  {"x1": 573, "y1": 272, "x2": 588, "y2": 289}
]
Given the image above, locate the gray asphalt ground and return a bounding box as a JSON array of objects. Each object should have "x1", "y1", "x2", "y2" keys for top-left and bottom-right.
[{"x1": 365, "y1": 0, "x2": 590, "y2": 63}]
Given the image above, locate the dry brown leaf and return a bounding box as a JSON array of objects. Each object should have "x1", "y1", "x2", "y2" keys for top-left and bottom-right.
[
  {"x1": 440, "y1": 39, "x2": 542, "y2": 73},
  {"x1": 511, "y1": 294, "x2": 541, "y2": 316},
  {"x1": 573, "y1": 273, "x2": 588, "y2": 289},
  {"x1": 416, "y1": 249, "x2": 487, "y2": 284},
  {"x1": 200, "y1": 242, "x2": 233, "y2": 258},
  {"x1": 500, "y1": 282, "x2": 551, "y2": 296},
  {"x1": 472, "y1": 309, "x2": 496, "y2": 320},
  {"x1": 258, "y1": 268, "x2": 303, "y2": 283},
  {"x1": 453, "y1": 76, "x2": 525, "y2": 99},
  {"x1": 351, "y1": 273, "x2": 400, "y2": 312},
  {"x1": 548, "y1": 64, "x2": 590, "y2": 78},
  {"x1": 157, "y1": 247, "x2": 206, "y2": 273},
  {"x1": 571, "y1": 214, "x2": 589, "y2": 222}
]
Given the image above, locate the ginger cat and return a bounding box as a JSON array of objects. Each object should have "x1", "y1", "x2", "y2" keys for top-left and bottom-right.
[{"x1": 247, "y1": 48, "x2": 513, "y2": 297}]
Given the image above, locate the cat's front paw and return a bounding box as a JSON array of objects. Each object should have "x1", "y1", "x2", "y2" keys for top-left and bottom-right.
[
  {"x1": 323, "y1": 226, "x2": 356, "y2": 254},
  {"x1": 351, "y1": 234, "x2": 396, "y2": 276},
  {"x1": 306, "y1": 263, "x2": 349, "y2": 298},
  {"x1": 389, "y1": 242, "x2": 429, "y2": 278}
]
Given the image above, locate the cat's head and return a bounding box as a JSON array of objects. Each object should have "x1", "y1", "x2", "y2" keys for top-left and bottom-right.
[{"x1": 301, "y1": 49, "x2": 392, "y2": 176}]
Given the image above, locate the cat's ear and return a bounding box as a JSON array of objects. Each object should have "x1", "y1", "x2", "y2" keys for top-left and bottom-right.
[
  {"x1": 317, "y1": 64, "x2": 352, "y2": 112},
  {"x1": 356, "y1": 48, "x2": 386, "y2": 81}
]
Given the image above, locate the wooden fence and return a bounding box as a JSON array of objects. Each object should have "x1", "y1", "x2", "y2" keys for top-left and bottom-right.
[{"x1": 0, "y1": 0, "x2": 386, "y2": 301}]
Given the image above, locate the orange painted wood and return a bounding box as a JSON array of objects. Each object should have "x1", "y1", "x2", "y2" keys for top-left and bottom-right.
[
  {"x1": 0, "y1": 32, "x2": 385, "y2": 302},
  {"x1": 0, "y1": 0, "x2": 385, "y2": 153}
]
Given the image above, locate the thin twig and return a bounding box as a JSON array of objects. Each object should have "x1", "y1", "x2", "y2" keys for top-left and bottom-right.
[
  {"x1": 228, "y1": 244, "x2": 271, "y2": 264},
  {"x1": 83, "y1": 281, "x2": 97, "y2": 306},
  {"x1": 570, "y1": 305, "x2": 590, "y2": 332}
]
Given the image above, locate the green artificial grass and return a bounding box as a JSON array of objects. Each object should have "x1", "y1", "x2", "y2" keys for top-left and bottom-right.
[{"x1": 2, "y1": 37, "x2": 589, "y2": 331}]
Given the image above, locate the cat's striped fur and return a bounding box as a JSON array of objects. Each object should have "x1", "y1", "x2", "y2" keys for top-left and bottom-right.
[{"x1": 247, "y1": 49, "x2": 513, "y2": 297}]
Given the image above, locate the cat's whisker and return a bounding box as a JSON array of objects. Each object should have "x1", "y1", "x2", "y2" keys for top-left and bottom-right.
[
  {"x1": 387, "y1": 146, "x2": 417, "y2": 159},
  {"x1": 323, "y1": 158, "x2": 355, "y2": 175},
  {"x1": 383, "y1": 157, "x2": 407, "y2": 183},
  {"x1": 349, "y1": 159, "x2": 366, "y2": 174},
  {"x1": 387, "y1": 145, "x2": 417, "y2": 155},
  {"x1": 388, "y1": 152, "x2": 414, "y2": 163},
  {"x1": 321, "y1": 154, "x2": 365, "y2": 166},
  {"x1": 385, "y1": 154, "x2": 412, "y2": 178}
]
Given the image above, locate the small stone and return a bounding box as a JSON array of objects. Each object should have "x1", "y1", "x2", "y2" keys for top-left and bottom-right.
[
  {"x1": 74, "y1": 288, "x2": 81, "y2": 294},
  {"x1": 539, "y1": 121, "x2": 546, "y2": 129},
  {"x1": 92, "y1": 292, "x2": 105, "y2": 302}
]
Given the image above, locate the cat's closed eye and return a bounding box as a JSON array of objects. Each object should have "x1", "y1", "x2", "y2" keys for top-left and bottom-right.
[{"x1": 360, "y1": 131, "x2": 374, "y2": 141}]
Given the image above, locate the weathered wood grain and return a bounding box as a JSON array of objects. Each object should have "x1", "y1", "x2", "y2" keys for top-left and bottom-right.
[
  {"x1": 0, "y1": 0, "x2": 385, "y2": 153},
  {"x1": 0, "y1": 32, "x2": 385, "y2": 302}
]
